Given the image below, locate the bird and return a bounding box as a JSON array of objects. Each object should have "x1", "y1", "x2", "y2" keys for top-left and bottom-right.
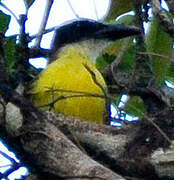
[{"x1": 31, "y1": 19, "x2": 141, "y2": 124}]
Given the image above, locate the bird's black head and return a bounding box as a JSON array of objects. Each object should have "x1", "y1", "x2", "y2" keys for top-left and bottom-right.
[{"x1": 51, "y1": 19, "x2": 141, "y2": 52}]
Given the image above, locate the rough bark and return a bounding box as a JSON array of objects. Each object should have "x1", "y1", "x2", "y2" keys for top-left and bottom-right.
[{"x1": 1, "y1": 1, "x2": 174, "y2": 179}]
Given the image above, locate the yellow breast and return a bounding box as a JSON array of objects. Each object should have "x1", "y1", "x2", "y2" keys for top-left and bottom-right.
[{"x1": 31, "y1": 46, "x2": 106, "y2": 124}]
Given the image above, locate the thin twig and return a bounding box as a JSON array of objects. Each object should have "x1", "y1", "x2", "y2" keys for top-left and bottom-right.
[
  {"x1": 0, "y1": 164, "x2": 11, "y2": 168},
  {"x1": 35, "y1": 0, "x2": 54, "y2": 47},
  {"x1": 39, "y1": 93, "x2": 105, "y2": 109},
  {"x1": 0, "y1": 2, "x2": 19, "y2": 24},
  {"x1": 66, "y1": 0, "x2": 80, "y2": 19},
  {"x1": 111, "y1": 39, "x2": 129, "y2": 69},
  {"x1": 6, "y1": 26, "x2": 56, "y2": 42},
  {"x1": 23, "y1": 0, "x2": 35, "y2": 15},
  {"x1": 23, "y1": 0, "x2": 28, "y2": 13},
  {"x1": 0, "y1": 150, "x2": 17, "y2": 164},
  {"x1": 83, "y1": 63, "x2": 110, "y2": 122},
  {"x1": 18, "y1": 14, "x2": 28, "y2": 45},
  {"x1": 83, "y1": 64, "x2": 106, "y2": 94},
  {"x1": 138, "y1": 51, "x2": 174, "y2": 62},
  {"x1": 111, "y1": 38, "x2": 130, "y2": 89},
  {"x1": 144, "y1": 116, "x2": 172, "y2": 144},
  {"x1": 29, "y1": 26, "x2": 56, "y2": 41},
  {"x1": 32, "y1": 87, "x2": 116, "y2": 102},
  {"x1": 45, "y1": 87, "x2": 105, "y2": 96},
  {"x1": 33, "y1": 87, "x2": 117, "y2": 111},
  {"x1": 0, "y1": 150, "x2": 21, "y2": 179}
]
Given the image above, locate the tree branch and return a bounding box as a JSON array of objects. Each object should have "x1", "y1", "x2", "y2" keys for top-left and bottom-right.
[
  {"x1": 66, "y1": 0, "x2": 80, "y2": 19},
  {"x1": 0, "y1": 2, "x2": 19, "y2": 24},
  {"x1": 35, "y1": 0, "x2": 54, "y2": 47}
]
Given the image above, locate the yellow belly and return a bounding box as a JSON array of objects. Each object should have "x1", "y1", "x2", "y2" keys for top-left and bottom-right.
[{"x1": 31, "y1": 47, "x2": 106, "y2": 124}]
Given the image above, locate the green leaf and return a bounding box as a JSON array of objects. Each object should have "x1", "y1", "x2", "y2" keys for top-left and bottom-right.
[
  {"x1": 96, "y1": 54, "x2": 115, "y2": 69},
  {"x1": 4, "y1": 36, "x2": 16, "y2": 73},
  {"x1": 96, "y1": 40, "x2": 122, "y2": 69},
  {"x1": 105, "y1": 0, "x2": 134, "y2": 22},
  {"x1": 0, "y1": 10, "x2": 11, "y2": 33},
  {"x1": 125, "y1": 96, "x2": 146, "y2": 117},
  {"x1": 146, "y1": 17, "x2": 173, "y2": 86},
  {"x1": 102, "y1": 40, "x2": 123, "y2": 56},
  {"x1": 97, "y1": 13, "x2": 137, "y2": 70},
  {"x1": 115, "y1": 13, "x2": 135, "y2": 25},
  {"x1": 25, "y1": 0, "x2": 35, "y2": 8},
  {"x1": 118, "y1": 41, "x2": 136, "y2": 72},
  {"x1": 96, "y1": 39, "x2": 136, "y2": 72}
]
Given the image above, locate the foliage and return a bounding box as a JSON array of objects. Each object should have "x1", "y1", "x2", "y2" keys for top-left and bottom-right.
[
  {"x1": 25, "y1": 0, "x2": 35, "y2": 8},
  {"x1": 4, "y1": 36, "x2": 16, "y2": 73},
  {"x1": 118, "y1": 41, "x2": 136, "y2": 72},
  {"x1": 146, "y1": 17, "x2": 173, "y2": 86},
  {"x1": 105, "y1": 0, "x2": 134, "y2": 21},
  {"x1": 125, "y1": 96, "x2": 146, "y2": 117},
  {"x1": 0, "y1": 10, "x2": 10, "y2": 32},
  {"x1": 97, "y1": 13, "x2": 136, "y2": 70}
]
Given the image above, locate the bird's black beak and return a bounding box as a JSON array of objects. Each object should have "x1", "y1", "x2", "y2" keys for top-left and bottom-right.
[
  {"x1": 94, "y1": 24, "x2": 141, "y2": 40},
  {"x1": 52, "y1": 20, "x2": 142, "y2": 52}
]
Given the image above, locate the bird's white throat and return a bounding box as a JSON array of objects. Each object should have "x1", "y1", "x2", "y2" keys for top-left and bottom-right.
[{"x1": 58, "y1": 39, "x2": 111, "y2": 64}]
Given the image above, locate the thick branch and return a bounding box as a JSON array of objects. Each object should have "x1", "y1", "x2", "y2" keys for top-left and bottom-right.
[
  {"x1": 0, "y1": 82, "x2": 125, "y2": 179},
  {"x1": 22, "y1": 120, "x2": 125, "y2": 180},
  {"x1": 1, "y1": 81, "x2": 174, "y2": 179},
  {"x1": 45, "y1": 108, "x2": 174, "y2": 179}
]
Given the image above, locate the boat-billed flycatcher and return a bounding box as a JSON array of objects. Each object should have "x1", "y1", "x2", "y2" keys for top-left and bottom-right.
[{"x1": 31, "y1": 19, "x2": 141, "y2": 124}]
